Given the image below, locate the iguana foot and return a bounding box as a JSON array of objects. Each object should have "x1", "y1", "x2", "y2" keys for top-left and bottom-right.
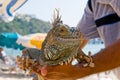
[{"x1": 83, "y1": 51, "x2": 95, "y2": 68}]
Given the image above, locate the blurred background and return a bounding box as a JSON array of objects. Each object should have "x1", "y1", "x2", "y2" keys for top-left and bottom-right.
[{"x1": 0, "y1": 0, "x2": 120, "y2": 80}]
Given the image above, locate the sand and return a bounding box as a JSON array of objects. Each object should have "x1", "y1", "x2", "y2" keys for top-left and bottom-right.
[
  {"x1": 0, "y1": 68, "x2": 33, "y2": 80},
  {"x1": 0, "y1": 72, "x2": 32, "y2": 80}
]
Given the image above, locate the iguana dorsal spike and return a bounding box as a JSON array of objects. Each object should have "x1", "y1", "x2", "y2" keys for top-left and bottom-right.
[{"x1": 52, "y1": 8, "x2": 63, "y2": 27}]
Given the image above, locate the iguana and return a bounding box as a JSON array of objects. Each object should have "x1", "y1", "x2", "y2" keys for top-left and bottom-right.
[{"x1": 17, "y1": 9, "x2": 95, "y2": 80}]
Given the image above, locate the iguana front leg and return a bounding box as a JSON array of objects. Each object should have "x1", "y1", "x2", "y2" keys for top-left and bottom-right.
[{"x1": 76, "y1": 49, "x2": 95, "y2": 67}]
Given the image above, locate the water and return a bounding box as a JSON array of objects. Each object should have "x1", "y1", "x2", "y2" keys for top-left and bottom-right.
[
  {"x1": 2, "y1": 46, "x2": 22, "y2": 57},
  {"x1": 83, "y1": 44, "x2": 105, "y2": 55},
  {"x1": 2, "y1": 44, "x2": 105, "y2": 57}
]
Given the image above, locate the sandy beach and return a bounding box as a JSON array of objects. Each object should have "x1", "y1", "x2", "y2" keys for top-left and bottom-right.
[
  {"x1": 0, "y1": 69, "x2": 33, "y2": 80},
  {"x1": 0, "y1": 57, "x2": 32, "y2": 80}
]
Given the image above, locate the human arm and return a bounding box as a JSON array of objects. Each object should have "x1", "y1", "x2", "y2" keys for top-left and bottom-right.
[
  {"x1": 42, "y1": 39, "x2": 120, "y2": 79},
  {"x1": 80, "y1": 39, "x2": 89, "y2": 49}
]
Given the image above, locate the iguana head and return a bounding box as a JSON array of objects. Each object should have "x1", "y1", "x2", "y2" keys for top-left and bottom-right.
[{"x1": 40, "y1": 9, "x2": 82, "y2": 65}]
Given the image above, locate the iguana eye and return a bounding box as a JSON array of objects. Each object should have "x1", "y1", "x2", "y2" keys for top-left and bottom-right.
[
  {"x1": 58, "y1": 25, "x2": 65, "y2": 32},
  {"x1": 56, "y1": 24, "x2": 69, "y2": 36},
  {"x1": 60, "y1": 28, "x2": 64, "y2": 32}
]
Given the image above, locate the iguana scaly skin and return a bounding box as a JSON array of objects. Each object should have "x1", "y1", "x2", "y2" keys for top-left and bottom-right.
[
  {"x1": 39, "y1": 9, "x2": 94, "y2": 66},
  {"x1": 17, "y1": 9, "x2": 95, "y2": 80}
]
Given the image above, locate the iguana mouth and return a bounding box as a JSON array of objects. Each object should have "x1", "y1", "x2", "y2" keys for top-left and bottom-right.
[
  {"x1": 55, "y1": 29, "x2": 81, "y2": 42},
  {"x1": 56, "y1": 37, "x2": 80, "y2": 42}
]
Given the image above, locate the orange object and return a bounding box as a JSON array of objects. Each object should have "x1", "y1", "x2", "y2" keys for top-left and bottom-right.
[{"x1": 30, "y1": 33, "x2": 47, "y2": 50}]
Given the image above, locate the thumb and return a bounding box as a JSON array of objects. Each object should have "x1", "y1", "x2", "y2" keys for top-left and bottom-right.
[{"x1": 41, "y1": 66, "x2": 47, "y2": 76}]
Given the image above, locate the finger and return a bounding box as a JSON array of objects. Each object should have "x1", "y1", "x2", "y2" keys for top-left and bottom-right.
[{"x1": 41, "y1": 66, "x2": 47, "y2": 76}]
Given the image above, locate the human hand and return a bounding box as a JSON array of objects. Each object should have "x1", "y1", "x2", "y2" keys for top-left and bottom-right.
[{"x1": 16, "y1": 48, "x2": 48, "y2": 78}]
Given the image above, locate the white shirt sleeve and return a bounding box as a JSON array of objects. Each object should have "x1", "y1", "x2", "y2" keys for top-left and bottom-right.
[
  {"x1": 97, "y1": 0, "x2": 120, "y2": 17},
  {"x1": 109, "y1": 0, "x2": 120, "y2": 17},
  {"x1": 77, "y1": 2, "x2": 100, "y2": 39}
]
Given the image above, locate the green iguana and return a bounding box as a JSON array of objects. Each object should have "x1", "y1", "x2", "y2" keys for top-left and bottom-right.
[{"x1": 17, "y1": 9, "x2": 95, "y2": 80}]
